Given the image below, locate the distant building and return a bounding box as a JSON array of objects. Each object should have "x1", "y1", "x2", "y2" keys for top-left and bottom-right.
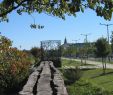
[
  {"x1": 62, "y1": 37, "x2": 86, "y2": 49},
  {"x1": 64, "y1": 37, "x2": 67, "y2": 44},
  {"x1": 62, "y1": 37, "x2": 95, "y2": 58}
]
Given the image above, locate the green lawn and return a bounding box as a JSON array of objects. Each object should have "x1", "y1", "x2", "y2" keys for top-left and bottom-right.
[
  {"x1": 61, "y1": 59, "x2": 95, "y2": 67},
  {"x1": 61, "y1": 59, "x2": 81, "y2": 67},
  {"x1": 81, "y1": 69, "x2": 113, "y2": 92},
  {"x1": 61, "y1": 59, "x2": 113, "y2": 94}
]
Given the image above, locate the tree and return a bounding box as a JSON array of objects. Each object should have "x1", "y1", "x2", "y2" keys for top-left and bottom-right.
[
  {"x1": 78, "y1": 47, "x2": 87, "y2": 64},
  {"x1": 30, "y1": 47, "x2": 41, "y2": 62},
  {"x1": 62, "y1": 45, "x2": 76, "y2": 57},
  {"x1": 0, "y1": 0, "x2": 113, "y2": 23},
  {"x1": 110, "y1": 31, "x2": 113, "y2": 54},
  {"x1": 95, "y1": 37, "x2": 111, "y2": 74}
]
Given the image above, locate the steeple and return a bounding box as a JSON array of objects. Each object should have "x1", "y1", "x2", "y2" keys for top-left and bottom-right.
[{"x1": 64, "y1": 37, "x2": 67, "y2": 44}]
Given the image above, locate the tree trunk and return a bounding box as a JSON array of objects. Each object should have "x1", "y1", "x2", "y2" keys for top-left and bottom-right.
[
  {"x1": 108, "y1": 56, "x2": 110, "y2": 63},
  {"x1": 81, "y1": 55, "x2": 83, "y2": 64},
  {"x1": 104, "y1": 57, "x2": 106, "y2": 74},
  {"x1": 102, "y1": 57, "x2": 105, "y2": 74},
  {"x1": 85, "y1": 57, "x2": 86, "y2": 64}
]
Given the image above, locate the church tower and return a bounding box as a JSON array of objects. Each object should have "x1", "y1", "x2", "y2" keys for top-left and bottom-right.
[{"x1": 64, "y1": 37, "x2": 67, "y2": 44}]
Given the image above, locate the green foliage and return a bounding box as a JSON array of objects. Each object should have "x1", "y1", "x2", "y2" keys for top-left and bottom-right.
[
  {"x1": 0, "y1": 0, "x2": 113, "y2": 23},
  {"x1": 30, "y1": 47, "x2": 41, "y2": 63},
  {"x1": 0, "y1": 35, "x2": 32, "y2": 92},
  {"x1": 67, "y1": 79, "x2": 111, "y2": 95},
  {"x1": 81, "y1": 69, "x2": 113, "y2": 93},
  {"x1": 95, "y1": 38, "x2": 111, "y2": 58},
  {"x1": 110, "y1": 31, "x2": 113, "y2": 53},
  {"x1": 62, "y1": 46, "x2": 77, "y2": 57},
  {"x1": 95, "y1": 37, "x2": 111, "y2": 74},
  {"x1": 62, "y1": 59, "x2": 82, "y2": 67},
  {"x1": 63, "y1": 67, "x2": 82, "y2": 85}
]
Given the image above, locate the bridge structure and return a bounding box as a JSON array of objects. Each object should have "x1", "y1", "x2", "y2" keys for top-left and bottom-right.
[
  {"x1": 19, "y1": 61, "x2": 68, "y2": 95},
  {"x1": 19, "y1": 40, "x2": 68, "y2": 95},
  {"x1": 40, "y1": 40, "x2": 61, "y2": 67}
]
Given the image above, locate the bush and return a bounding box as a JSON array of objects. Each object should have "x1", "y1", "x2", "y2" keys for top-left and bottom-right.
[
  {"x1": 63, "y1": 67, "x2": 82, "y2": 85},
  {"x1": 0, "y1": 35, "x2": 32, "y2": 93}
]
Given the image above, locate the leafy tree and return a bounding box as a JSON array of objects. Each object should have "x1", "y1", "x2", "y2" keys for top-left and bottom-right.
[
  {"x1": 62, "y1": 46, "x2": 76, "y2": 57},
  {"x1": 30, "y1": 47, "x2": 41, "y2": 62},
  {"x1": 87, "y1": 42, "x2": 96, "y2": 58},
  {"x1": 78, "y1": 47, "x2": 87, "y2": 64},
  {"x1": 0, "y1": 0, "x2": 113, "y2": 23},
  {"x1": 110, "y1": 31, "x2": 113, "y2": 54},
  {"x1": 95, "y1": 38, "x2": 111, "y2": 74}
]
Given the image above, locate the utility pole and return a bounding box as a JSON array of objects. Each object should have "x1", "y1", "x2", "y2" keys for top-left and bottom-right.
[
  {"x1": 81, "y1": 33, "x2": 91, "y2": 64},
  {"x1": 81, "y1": 33, "x2": 91, "y2": 43},
  {"x1": 100, "y1": 23, "x2": 113, "y2": 44},
  {"x1": 72, "y1": 39, "x2": 80, "y2": 58}
]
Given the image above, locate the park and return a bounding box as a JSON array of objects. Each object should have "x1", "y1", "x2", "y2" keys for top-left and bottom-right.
[{"x1": 0, "y1": 0, "x2": 113, "y2": 95}]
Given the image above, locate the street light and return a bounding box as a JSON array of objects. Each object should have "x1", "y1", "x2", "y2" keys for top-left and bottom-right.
[{"x1": 100, "y1": 23, "x2": 113, "y2": 44}]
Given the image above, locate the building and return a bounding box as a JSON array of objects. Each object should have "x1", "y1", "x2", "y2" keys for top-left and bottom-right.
[{"x1": 62, "y1": 37, "x2": 86, "y2": 49}]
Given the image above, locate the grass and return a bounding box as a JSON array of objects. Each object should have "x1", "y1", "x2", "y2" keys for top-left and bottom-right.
[
  {"x1": 61, "y1": 59, "x2": 95, "y2": 68},
  {"x1": 61, "y1": 59, "x2": 113, "y2": 94},
  {"x1": 62, "y1": 59, "x2": 81, "y2": 67},
  {"x1": 81, "y1": 69, "x2": 113, "y2": 92}
]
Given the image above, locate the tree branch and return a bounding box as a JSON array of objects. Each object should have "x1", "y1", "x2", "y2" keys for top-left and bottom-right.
[{"x1": 0, "y1": 0, "x2": 27, "y2": 17}]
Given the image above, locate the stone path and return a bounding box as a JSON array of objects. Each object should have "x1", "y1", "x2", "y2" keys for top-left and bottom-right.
[{"x1": 19, "y1": 61, "x2": 68, "y2": 95}]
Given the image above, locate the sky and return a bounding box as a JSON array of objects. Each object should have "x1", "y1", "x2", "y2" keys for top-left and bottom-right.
[{"x1": 0, "y1": 9, "x2": 113, "y2": 50}]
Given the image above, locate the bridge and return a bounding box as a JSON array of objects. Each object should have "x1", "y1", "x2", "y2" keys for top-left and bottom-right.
[
  {"x1": 19, "y1": 40, "x2": 68, "y2": 95},
  {"x1": 19, "y1": 61, "x2": 68, "y2": 95}
]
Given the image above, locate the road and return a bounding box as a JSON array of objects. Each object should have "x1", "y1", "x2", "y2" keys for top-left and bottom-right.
[{"x1": 62, "y1": 57, "x2": 113, "y2": 69}]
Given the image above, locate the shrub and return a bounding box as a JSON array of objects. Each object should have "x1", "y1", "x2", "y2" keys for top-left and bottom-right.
[
  {"x1": 63, "y1": 67, "x2": 82, "y2": 85},
  {"x1": 0, "y1": 35, "x2": 32, "y2": 93}
]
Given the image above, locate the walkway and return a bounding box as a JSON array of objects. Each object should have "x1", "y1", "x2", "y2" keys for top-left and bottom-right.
[
  {"x1": 62, "y1": 58, "x2": 113, "y2": 69},
  {"x1": 19, "y1": 61, "x2": 68, "y2": 95}
]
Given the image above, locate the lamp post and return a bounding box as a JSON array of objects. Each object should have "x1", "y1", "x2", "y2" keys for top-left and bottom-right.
[{"x1": 100, "y1": 23, "x2": 113, "y2": 44}]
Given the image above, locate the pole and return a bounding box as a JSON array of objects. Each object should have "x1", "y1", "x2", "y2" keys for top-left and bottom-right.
[
  {"x1": 107, "y1": 25, "x2": 109, "y2": 43},
  {"x1": 100, "y1": 23, "x2": 113, "y2": 44},
  {"x1": 72, "y1": 39, "x2": 80, "y2": 58},
  {"x1": 81, "y1": 33, "x2": 91, "y2": 43},
  {"x1": 81, "y1": 33, "x2": 91, "y2": 63}
]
